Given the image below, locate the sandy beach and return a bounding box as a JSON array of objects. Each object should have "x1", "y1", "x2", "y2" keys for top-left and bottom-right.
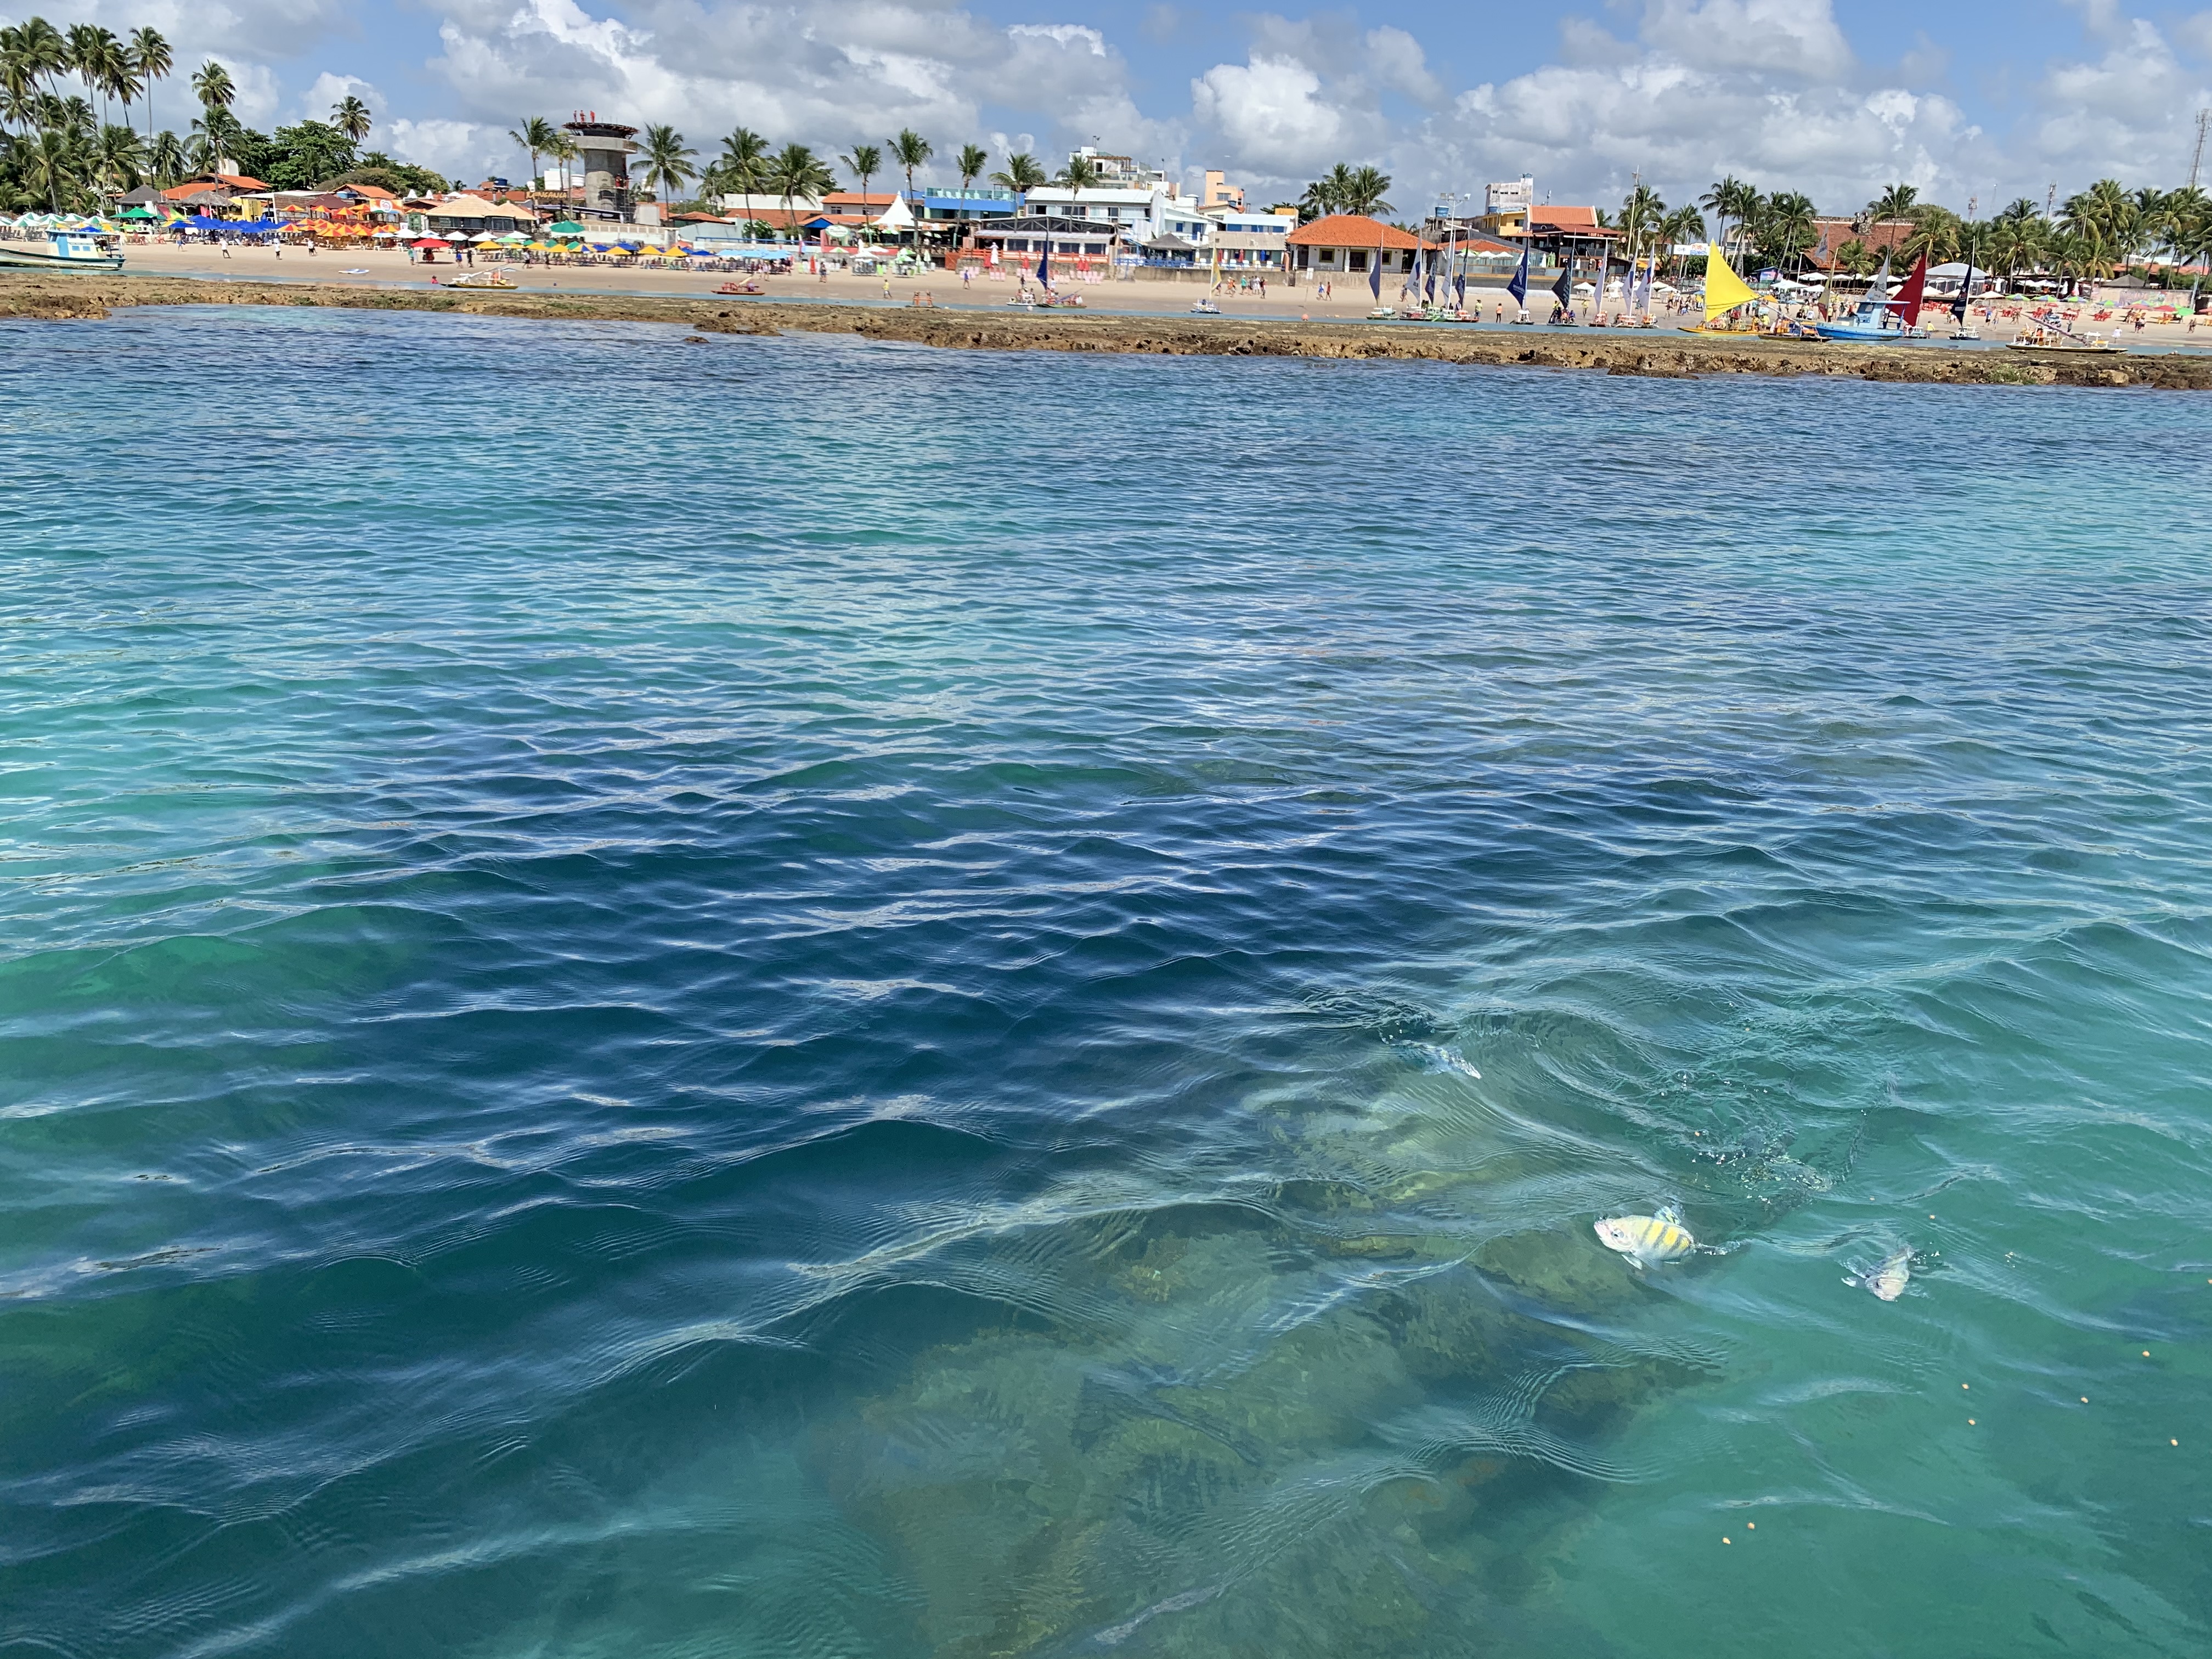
[
  {"x1": 10, "y1": 266, "x2": 2212, "y2": 390},
  {"x1": 85, "y1": 238, "x2": 2212, "y2": 347}
]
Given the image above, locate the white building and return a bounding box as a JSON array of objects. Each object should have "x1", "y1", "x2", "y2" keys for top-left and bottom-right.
[{"x1": 1487, "y1": 174, "x2": 1534, "y2": 214}]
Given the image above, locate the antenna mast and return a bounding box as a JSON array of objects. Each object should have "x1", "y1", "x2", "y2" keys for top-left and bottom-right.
[{"x1": 2192, "y1": 108, "x2": 2211, "y2": 191}]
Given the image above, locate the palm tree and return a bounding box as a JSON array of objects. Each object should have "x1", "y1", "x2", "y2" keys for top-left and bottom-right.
[
  {"x1": 638, "y1": 122, "x2": 698, "y2": 207},
  {"x1": 2061, "y1": 179, "x2": 2133, "y2": 291},
  {"x1": 149, "y1": 126, "x2": 185, "y2": 187},
  {"x1": 1340, "y1": 165, "x2": 1392, "y2": 217},
  {"x1": 509, "y1": 115, "x2": 557, "y2": 192},
  {"x1": 1867, "y1": 182, "x2": 1918, "y2": 223},
  {"x1": 1699, "y1": 176, "x2": 1758, "y2": 268},
  {"x1": 20, "y1": 124, "x2": 79, "y2": 210},
  {"x1": 13, "y1": 15, "x2": 67, "y2": 100},
  {"x1": 1617, "y1": 180, "x2": 1666, "y2": 272},
  {"x1": 1658, "y1": 204, "x2": 1706, "y2": 283},
  {"x1": 334, "y1": 94, "x2": 372, "y2": 145},
  {"x1": 190, "y1": 58, "x2": 234, "y2": 173},
  {"x1": 1898, "y1": 204, "x2": 1963, "y2": 267},
  {"x1": 108, "y1": 42, "x2": 143, "y2": 141},
  {"x1": 710, "y1": 126, "x2": 768, "y2": 200},
  {"x1": 1299, "y1": 163, "x2": 1348, "y2": 220},
  {"x1": 1056, "y1": 151, "x2": 1101, "y2": 210},
  {"x1": 545, "y1": 130, "x2": 577, "y2": 205},
  {"x1": 64, "y1": 24, "x2": 102, "y2": 113},
  {"x1": 1752, "y1": 190, "x2": 1818, "y2": 273},
  {"x1": 989, "y1": 150, "x2": 1046, "y2": 206},
  {"x1": 955, "y1": 142, "x2": 987, "y2": 193},
  {"x1": 188, "y1": 106, "x2": 241, "y2": 176},
  {"x1": 93, "y1": 121, "x2": 144, "y2": 202},
  {"x1": 888, "y1": 126, "x2": 931, "y2": 249},
  {"x1": 765, "y1": 142, "x2": 834, "y2": 241},
  {"x1": 128, "y1": 27, "x2": 170, "y2": 148},
  {"x1": 839, "y1": 141, "x2": 881, "y2": 199}
]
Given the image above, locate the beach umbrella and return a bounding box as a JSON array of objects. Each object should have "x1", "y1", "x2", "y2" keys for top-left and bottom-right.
[{"x1": 412, "y1": 235, "x2": 449, "y2": 247}]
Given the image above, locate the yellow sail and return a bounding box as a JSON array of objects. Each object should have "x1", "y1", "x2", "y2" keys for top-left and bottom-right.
[{"x1": 1702, "y1": 242, "x2": 1756, "y2": 321}]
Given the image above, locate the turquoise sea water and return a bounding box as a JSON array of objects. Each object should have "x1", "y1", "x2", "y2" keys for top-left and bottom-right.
[{"x1": 3, "y1": 306, "x2": 2209, "y2": 1658}]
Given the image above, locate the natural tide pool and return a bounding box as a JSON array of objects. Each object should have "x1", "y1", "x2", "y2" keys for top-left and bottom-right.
[{"x1": 2, "y1": 306, "x2": 2208, "y2": 1658}]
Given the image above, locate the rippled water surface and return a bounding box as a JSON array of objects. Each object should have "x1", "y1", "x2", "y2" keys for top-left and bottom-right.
[{"x1": 4, "y1": 306, "x2": 2210, "y2": 1658}]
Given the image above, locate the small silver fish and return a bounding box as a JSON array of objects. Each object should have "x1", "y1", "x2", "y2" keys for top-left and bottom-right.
[
  {"x1": 1846, "y1": 1246, "x2": 1912, "y2": 1301},
  {"x1": 1594, "y1": 1205, "x2": 1698, "y2": 1269}
]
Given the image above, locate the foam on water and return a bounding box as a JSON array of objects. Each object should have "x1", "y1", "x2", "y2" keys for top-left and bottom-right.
[{"x1": 3, "y1": 306, "x2": 2209, "y2": 1658}]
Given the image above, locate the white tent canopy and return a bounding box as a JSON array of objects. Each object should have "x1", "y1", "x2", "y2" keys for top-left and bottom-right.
[{"x1": 874, "y1": 196, "x2": 914, "y2": 232}]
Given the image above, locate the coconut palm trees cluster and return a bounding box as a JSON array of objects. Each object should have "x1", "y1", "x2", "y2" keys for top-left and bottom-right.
[
  {"x1": 1, "y1": 18, "x2": 170, "y2": 208},
  {"x1": 0, "y1": 16, "x2": 420, "y2": 211},
  {"x1": 514, "y1": 118, "x2": 1062, "y2": 250},
  {"x1": 1703, "y1": 172, "x2": 2212, "y2": 295},
  {"x1": 1299, "y1": 163, "x2": 1393, "y2": 219}
]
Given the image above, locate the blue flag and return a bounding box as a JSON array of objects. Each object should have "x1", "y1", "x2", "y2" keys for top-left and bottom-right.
[
  {"x1": 1369, "y1": 241, "x2": 1383, "y2": 301},
  {"x1": 1037, "y1": 243, "x2": 1051, "y2": 290},
  {"x1": 1506, "y1": 244, "x2": 1528, "y2": 306}
]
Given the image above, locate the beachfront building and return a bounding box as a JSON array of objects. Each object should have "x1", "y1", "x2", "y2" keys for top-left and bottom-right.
[
  {"x1": 964, "y1": 214, "x2": 1121, "y2": 272},
  {"x1": 1806, "y1": 217, "x2": 1917, "y2": 270},
  {"x1": 563, "y1": 115, "x2": 636, "y2": 221},
  {"x1": 905, "y1": 187, "x2": 1019, "y2": 225},
  {"x1": 424, "y1": 194, "x2": 540, "y2": 236},
  {"x1": 1285, "y1": 213, "x2": 1434, "y2": 279},
  {"x1": 1022, "y1": 184, "x2": 1157, "y2": 229},
  {"x1": 1064, "y1": 147, "x2": 1172, "y2": 190}
]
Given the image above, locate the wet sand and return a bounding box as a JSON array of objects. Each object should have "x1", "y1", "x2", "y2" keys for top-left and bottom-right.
[{"x1": 8, "y1": 264, "x2": 2211, "y2": 390}]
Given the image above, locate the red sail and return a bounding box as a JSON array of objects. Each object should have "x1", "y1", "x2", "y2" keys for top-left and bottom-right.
[{"x1": 1888, "y1": 253, "x2": 1930, "y2": 325}]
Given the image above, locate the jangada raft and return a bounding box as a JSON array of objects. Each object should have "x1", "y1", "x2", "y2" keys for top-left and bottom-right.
[
  {"x1": 2008, "y1": 319, "x2": 2121, "y2": 355},
  {"x1": 0, "y1": 217, "x2": 125, "y2": 272},
  {"x1": 444, "y1": 270, "x2": 518, "y2": 290}
]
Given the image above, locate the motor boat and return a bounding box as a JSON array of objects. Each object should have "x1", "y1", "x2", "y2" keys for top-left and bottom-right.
[
  {"x1": 1190, "y1": 298, "x2": 1221, "y2": 315},
  {"x1": 0, "y1": 223, "x2": 123, "y2": 272}
]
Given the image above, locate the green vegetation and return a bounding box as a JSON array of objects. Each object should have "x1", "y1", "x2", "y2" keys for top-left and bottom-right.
[
  {"x1": 0, "y1": 13, "x2": 448, "y2": 211},
  {"x1": 1299, "y1": 162, "x2": 1393, "y2": 219}
]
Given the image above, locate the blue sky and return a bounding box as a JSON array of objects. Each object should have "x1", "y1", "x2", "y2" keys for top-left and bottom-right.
[{"x1": 12, "y1": 1, "x2": 2211, "y2": 212}]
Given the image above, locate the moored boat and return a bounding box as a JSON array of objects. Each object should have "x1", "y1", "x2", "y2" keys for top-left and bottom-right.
[
  {"x1": 1814, "y1": 252, "x2": 1930, "y2": 343},
  {"x1": 446, "y1": 270, "x2": 517, "y2": 290},
  {"x1": 0, "y1": 220, "x2": 123, "y2": 272},
  {"x1": 2007, "y1": 321, "x2": 2120, "y2": 355}
]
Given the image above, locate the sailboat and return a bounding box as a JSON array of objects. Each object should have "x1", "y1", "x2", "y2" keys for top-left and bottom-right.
[
  {"x1": 1680, "y1": 240, "x2": 1758, "y2": 333},
  {"x1": 1815, "y1": 252, "x2": 1928, "y2": 342}
]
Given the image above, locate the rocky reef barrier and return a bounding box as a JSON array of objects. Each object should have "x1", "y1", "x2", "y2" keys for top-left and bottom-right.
[{"x1": 8, "y1": 272, "x2": 2211, "y2": 390}]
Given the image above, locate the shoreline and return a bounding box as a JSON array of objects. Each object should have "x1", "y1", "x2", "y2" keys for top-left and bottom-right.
[{"x1": 8, "y1": 271, "x2": 2210, "y2": 389}]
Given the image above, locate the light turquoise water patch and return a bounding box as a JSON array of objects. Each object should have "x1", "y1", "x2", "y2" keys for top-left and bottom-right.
[{"x1": 2, "y1": 306, "x2": 2208, "y2": 1658}]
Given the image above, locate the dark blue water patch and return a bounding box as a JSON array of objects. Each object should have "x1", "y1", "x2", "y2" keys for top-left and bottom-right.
[{"x1": 2, "y1": 307, "x2": 2209, "y2": 1658}]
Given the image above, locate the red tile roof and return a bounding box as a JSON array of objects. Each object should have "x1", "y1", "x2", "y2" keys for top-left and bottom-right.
[{"x1": 1285, "y1": 213, "x2": 1432, "y2": 251}]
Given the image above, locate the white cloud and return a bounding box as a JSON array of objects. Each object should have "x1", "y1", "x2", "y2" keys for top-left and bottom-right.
[
  {"x1": 2026, "y1": 17, "x2": 2212, "y2": 179},
  {"x1": 382, "y1": 117, "x2": 496, "y2": 184},
  {"x1": 14, "y1": 0, "x2": 2207, "y2": 216},
  {"x1": 1191, "y1": 55, "x2": 1363, "y2": 176},
  {"x1": 407, "y1": 0, "x2": 1182, "y2": 187},
  {"x1": 1638, "y1": 0, "x2": 1853, "y2": 78},
  {"x1": 301, "y1": 70, "x2": 381, "y2": 134}
]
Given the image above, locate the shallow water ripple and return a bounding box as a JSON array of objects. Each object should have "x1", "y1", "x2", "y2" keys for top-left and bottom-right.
[{"x1": 2, "y1": 307, "x2": 2209, "y2": 1658}]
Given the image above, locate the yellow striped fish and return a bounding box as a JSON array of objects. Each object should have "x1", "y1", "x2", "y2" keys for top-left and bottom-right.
[{"x1": 1594, "y1": 1205, "x2": 1698, "y2": 1269}]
